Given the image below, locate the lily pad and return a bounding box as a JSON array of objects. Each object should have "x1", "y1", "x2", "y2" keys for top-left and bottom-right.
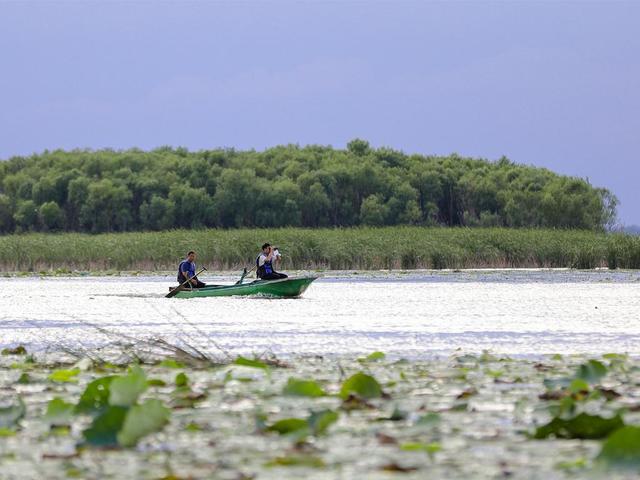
[
  {"x1": 534, "y1": 413, "x2": 624, "y2": 440},
  {"x1": 234, "y1": 356, "x2": 269, "y2": 370},
  {"x1": 360, "y1": 351, "x2": 386, "y2": 362},
  {"x1": 0, "y1": 397, "x2": 25, "y2": 429},
  {"x1": 575, "y1": 360, "x2": 607, "y2": 384},
  {"x1": 109, "y1": 366, "x2": 147, "y2": 407},
  {"x1": 44, "y1": 398, "x2": 75, "y2": 426},
  {"x1": 339, "y1": 372, "x2": 383, "y2": 400},
  {"x1": 83, "y1": 406, "x2": 128, "y2": 447},
  {"x1": 75, "y1": 376, "x2": 116, "y2": 415},
  {"x1": 283, "y1": 378, "x2": 325, "y2": 397},
  {"x1": 267, "y1": 418, "x2": 309, "y2": 435},
  {"x1": 2, "y1": 345, "x2": 27, "y2": 355},
  {"x1": 597, "y1": 425, "x2": 640, "y2": 469},
  {"x1": 175, "y1": 372, "x2": 189, "y2": 387},
  {"x1": 117, "y1": 399, "x2": 170, "y2": 447},
  {"x1": 48, "y1": 368, "x2": 80, "y2": 383},
  {"x1": 308, "y1": 410, "x2": 339, "y2": 435}
]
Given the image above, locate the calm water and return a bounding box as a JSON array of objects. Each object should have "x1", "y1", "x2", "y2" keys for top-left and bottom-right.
[{"x1": 1, "y1": 270, "x2": 639, "y2": 358}]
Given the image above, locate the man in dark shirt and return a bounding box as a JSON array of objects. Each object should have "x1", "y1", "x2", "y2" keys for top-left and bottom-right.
[
  {"x1": 177, "y1": 251, "x2": 206, "y2": 288},
  {"x1": 256, "y1": 243, "x2": 288, "y2": 280}
]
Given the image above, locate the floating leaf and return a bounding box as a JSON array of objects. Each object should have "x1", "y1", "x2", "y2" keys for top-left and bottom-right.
[
  {"x1": 308, "y1": 410, "x2": 338, "y2": 436},
  {"x1": 117, "y1": 399, "x2": 170, "y2": 447},
  {"x1": 44, "y1": 398, "x2": 75, "y2": 425},
  {"x1": 48, "y1": 368, "x2": 80, "y2": 383},
  {"x1": 267, "y1": 418, "x2": 309, "y2": 435},
  {"x1": 283, "y1": 378, "x2": 325, "y2": 397},
  {"x1": 175, "y1": 372, "x2": 189, "y2": 388},
  {"x1": 1, "y1": 345, "x2": 27, "y2": 355},
  {"x1": 361, "y1": 351, "x2": 386, "y2": 362},
  {"x1": 265, "y1": 455, "x2": 325, "y2": 468},
  {"x1": 597, "y1": 425, "x2": 640, "y2": 469},
  {"x1": 568, "y1": 379, "x2": 590, "y2": 394},
  {"x1": 109, "y1": 366, "x2": 147, "y2": 407},
  {"x1": 417, "y1": 412, "x2": 441, "y2": 427},
  {"x1": 575, "y1": 360, "x2": 607, "y2": 384},
  {"x1": 0, "y1": 397, "x2": 25, "y2": 428},
  {"x1": 234, "y1": 356, "x2": 268, "y2": 370},
  {"x1": 17, "y1": 373, "x2": 30, "y2": 384},
  {"x1": 534, "y1": 413, "x2": 624, "y2": 440},
  {"x1": 401, "y1": 441, "x2": 442, "y2": 457},
  {"x1": 75, "y1": 376, "x2": 116, "y2": 415},
  {"x1": 339, "y1": 372, "x2": 383, "y2": 400},
  {"x1": 158, "y1": 359, "x2": 184, "y2": 369},
  {"x1": 82, "y1": 406, "x2": 128, "y2": 447},
  {"x1": 147, "y1": 378, "x2": 167, "y2": 387}
]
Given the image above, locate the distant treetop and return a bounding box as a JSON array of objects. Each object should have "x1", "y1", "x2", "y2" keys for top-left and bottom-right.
[{"x1": 0, "y1": 141, "x2": 617, "y2": 234}]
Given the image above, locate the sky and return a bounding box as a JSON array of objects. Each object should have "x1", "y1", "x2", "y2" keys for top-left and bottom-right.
[{"x1": 1, "y1": 0, "x2": 638, "y2": 224}]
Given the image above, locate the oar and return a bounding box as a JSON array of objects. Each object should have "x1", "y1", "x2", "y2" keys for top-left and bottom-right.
[
  {"x1": 166, "y1": 267, "x2": 207, "y2": 298},
  {"x1": 235, "y1": 265, "x2": 256, "y2": 285}
]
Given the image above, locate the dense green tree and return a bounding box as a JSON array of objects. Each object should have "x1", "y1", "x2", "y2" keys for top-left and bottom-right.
[
  {"x1": 14, "y1": 200, "x2": 38, "y2": 231},
  {"x1": 38, "y1": 201, "x2": 65, "y2": 231},
  {"x1": 140, "y1": 195, "x2": 175, "y2": 230},
  {"x1": 0, "y1": 142, "x2": 618, "y2": 234},
  {"x1": 0, "y1": 194, "x2": 14, "y2": 233},
  {"x1": 80, "y1": 179, "x2": 133, "y2": 232}
]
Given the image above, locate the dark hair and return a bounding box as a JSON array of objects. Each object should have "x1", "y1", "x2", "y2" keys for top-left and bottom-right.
[
  {"x1": 261, "y1": 243, "x2": 270, "y2": 250},
  {"x1": 187, "y1": 251, "x2": 195, "y2": 256}
]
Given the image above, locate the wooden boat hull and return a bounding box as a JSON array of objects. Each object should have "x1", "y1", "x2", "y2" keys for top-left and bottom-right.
[{"x1": 172, "y1": 276, "x2": 318, "y2": 299}]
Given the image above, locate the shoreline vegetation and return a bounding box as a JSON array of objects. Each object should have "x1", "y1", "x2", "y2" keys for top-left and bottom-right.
[{"x1": 1, "y1": 227, "x2": 639, "y2": 273}]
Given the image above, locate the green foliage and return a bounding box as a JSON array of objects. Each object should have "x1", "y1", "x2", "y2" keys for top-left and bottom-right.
[
  {"x1": 116, "y1": 399, "x2": 170, "y2": 447},
  {"x1": 48, "y1": 368, "x2": 80, "y2": 383},
  {"x1": 108, "y1": 366, "x2": 147, "y2": 407},
  {"x1": 282, "y1": 378, "x2": 326, "y2": 397},
  {"x1": 82, "y1": 406, "x2": 129, "y2": 447},
  {"x1": 360, "y1": 351, "x2": 386, "y2": 362},
  {"x1": 38, "y1": 201, "x2": 65, "y2": 231},
  {"x1": 2, "y1": 227, "x2": 637, "y2": 272},
  {"x1": 340, "y1": 372, "x2": 383, "y2": 400},
  {"x1": 1, "y1": 345, "x2": 27, "y2": 355},
  {"x1": 597, "y1": 426, "x2": 640, "y2": 469},
  {"x1": 534, "y1": 413, "x2": 624, "y2": 440},
  {"x1": 44, "y1": 398, "x2": 75, "y2": 425},
  {"x1": 400, "y1": 442, "x2": 442, "y2": 456},
  {"x1": 175, "y1": 372, "x2": 189, "y2": 388},
  {"x1": 75, "y1": 376, "x2": 116, "y2": 415},
  {"x1": 267, "y1": 418, "x2": 309, "y2": 435},
  {"x1": 0, "y1": 397, "x2": 25, "y2": 429},
  {"x1": 0, "y1": 144, "x2": 618, "y2": 233},
  {"x1": 266, "y1": 410, "x2": 339, "y2": 439},
  {"x1": 70, "y1": 368, "x2": 169, "y2": 448},
  {"x1": 576, "y1": 360, "x2": 608, "y2": 384},
  {"x1": 234, "y1": 356, "x2": 269, "y2": 370}
]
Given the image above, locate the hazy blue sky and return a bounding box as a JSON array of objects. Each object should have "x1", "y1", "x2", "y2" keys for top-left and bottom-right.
[{"x1": 1, "y1": 1, "x2": 638, "y2": 224}]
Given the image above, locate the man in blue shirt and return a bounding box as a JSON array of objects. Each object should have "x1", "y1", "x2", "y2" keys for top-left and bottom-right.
[{"x1": 177, "y1": 251, "x2": 206, "y2": 288}]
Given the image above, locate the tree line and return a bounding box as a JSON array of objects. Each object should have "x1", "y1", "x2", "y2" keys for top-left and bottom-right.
[{"x1": 0, "y1": 140, "x2": 617, "y2": 234}]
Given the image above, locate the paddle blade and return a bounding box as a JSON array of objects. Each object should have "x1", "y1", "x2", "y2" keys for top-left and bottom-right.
[{"x1": 165, "y1": 285, "x2": 184, "y2": 298}]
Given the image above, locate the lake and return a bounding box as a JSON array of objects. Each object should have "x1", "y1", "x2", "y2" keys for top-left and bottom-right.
[{"x1": 2, "y1": 270, "x2": 639, "y2": 358}]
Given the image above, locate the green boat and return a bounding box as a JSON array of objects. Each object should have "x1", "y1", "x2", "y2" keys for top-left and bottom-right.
[{"x1": 170, "y1": 276, "x2": 318, "y2": 299}]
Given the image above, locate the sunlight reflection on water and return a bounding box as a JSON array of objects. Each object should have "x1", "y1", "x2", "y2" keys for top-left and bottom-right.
[{"x1": 1, "y1": 271, "x2": 639, "y2": 358}]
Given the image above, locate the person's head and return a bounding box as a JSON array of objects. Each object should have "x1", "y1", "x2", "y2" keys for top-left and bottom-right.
[
  {"x1": 186, "y1": 251, "x2": 196, "y2": 261},
  {"x1": 261, "y1": 243, "x2": 271, "y2": 253}
]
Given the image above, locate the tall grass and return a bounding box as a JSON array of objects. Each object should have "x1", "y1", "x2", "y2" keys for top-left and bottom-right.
[{"x1": 0, "y1": 227, "x2": 639, "y2": 272}]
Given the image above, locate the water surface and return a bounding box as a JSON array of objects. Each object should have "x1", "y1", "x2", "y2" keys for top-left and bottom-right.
[{"x1": 2, "y1": 270, "x2": 639, "y2": 357}]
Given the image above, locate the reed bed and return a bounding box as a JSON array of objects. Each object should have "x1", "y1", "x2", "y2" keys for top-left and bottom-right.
[{"x1": 0, "y1": 227, "x2": 639, "y2": 272}]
